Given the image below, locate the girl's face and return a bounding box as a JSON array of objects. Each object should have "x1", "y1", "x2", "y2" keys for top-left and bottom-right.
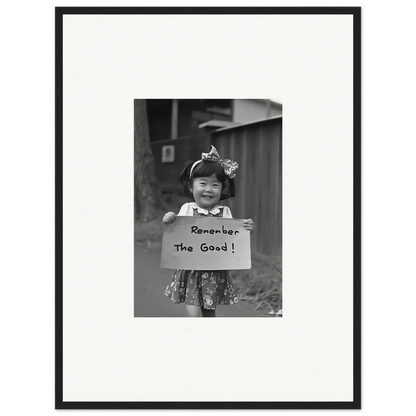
[{"x1": 190, "y1": 174, "x2": 222, "y2": 210}]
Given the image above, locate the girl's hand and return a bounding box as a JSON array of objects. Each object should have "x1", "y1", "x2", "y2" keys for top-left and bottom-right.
[
  {"x1": 163, "y1": 212, "x2": 177, "y2": 224},
  {"x1": 243, "y1": 219, "x2": 255, "y2": 234}
]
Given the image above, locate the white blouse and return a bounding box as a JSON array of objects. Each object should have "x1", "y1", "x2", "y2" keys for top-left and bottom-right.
[{"x1": 177, "y1": 202, "x2": 233, "y2": 218}]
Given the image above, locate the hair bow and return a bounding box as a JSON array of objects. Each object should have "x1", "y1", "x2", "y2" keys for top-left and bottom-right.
[{"x1": 201, "y1": 145, "x2": 239, "y2": 179}]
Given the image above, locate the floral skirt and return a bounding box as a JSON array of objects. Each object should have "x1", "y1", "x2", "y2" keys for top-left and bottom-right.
[{"x1": 164, "y1": 270, "x2": 238, "y2": 310}]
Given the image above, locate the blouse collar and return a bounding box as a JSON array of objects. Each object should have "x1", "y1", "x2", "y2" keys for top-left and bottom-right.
[{"x1": 189, "y1": 202, "x2": 223, "y2": 216}]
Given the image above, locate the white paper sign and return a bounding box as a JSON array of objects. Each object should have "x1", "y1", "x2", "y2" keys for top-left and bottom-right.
[{"x1": 160, "y1": 216, "x2": 251, "y2": 270}]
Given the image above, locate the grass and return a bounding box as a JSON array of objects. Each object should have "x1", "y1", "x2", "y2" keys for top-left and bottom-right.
[{"x1": 232, "y1": 251, "x2": 282, "y2": 316}]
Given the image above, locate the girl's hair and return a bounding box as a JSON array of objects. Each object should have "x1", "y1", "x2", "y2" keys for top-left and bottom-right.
[{"x1": 179, "y1": 160, "x2": 235, "y2": 200}]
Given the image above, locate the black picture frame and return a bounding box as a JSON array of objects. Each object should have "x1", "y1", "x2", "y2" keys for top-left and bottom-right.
[{"x1": 56, "y1": 6, "x2": 361, "y2": 409}]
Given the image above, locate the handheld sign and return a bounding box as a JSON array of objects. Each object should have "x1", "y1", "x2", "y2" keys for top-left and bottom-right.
[{"x1": 160, "y1": 216, "x2": 251, "y2": 270}]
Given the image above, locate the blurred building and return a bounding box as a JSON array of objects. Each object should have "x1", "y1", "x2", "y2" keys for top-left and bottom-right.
[{"x1": 147, "y1": 99, "x2": 282, "y2": 142}]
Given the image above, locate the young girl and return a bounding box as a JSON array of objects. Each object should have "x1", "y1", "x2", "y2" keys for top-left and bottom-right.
[{"x1": 163, "y1": 145, "x2": 255, "y2": 317}]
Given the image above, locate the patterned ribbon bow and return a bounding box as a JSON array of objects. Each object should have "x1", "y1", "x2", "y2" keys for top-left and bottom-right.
[{"x1": 200, "y1": 145, "x2": 239, "y2": 179}]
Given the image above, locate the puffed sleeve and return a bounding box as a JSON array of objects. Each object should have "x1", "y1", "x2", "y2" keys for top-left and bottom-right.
[
  {"x1": 222, "y1": 206, "x2": 233, "y2": 219},
  {"x1": 177, "y1": 202, "x2": 192, "y2": 216}
]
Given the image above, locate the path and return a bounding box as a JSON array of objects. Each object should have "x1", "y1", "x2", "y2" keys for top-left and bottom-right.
[{"x1": 134, "y1": 242, "x2": 267, "y2": 317}]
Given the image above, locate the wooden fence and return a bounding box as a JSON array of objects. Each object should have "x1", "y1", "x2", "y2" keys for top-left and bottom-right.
[{"x1": 211, "y1": 117, "x2": 282, "y2": 257}]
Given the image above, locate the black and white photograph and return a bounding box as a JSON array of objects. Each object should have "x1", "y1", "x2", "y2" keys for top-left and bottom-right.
[
  {"x1": 53, "y1": 6, "x2": 362, "y2": 409},
  {"x1": 134, "y1": 99, "x2": 282, "y2": 318}
]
